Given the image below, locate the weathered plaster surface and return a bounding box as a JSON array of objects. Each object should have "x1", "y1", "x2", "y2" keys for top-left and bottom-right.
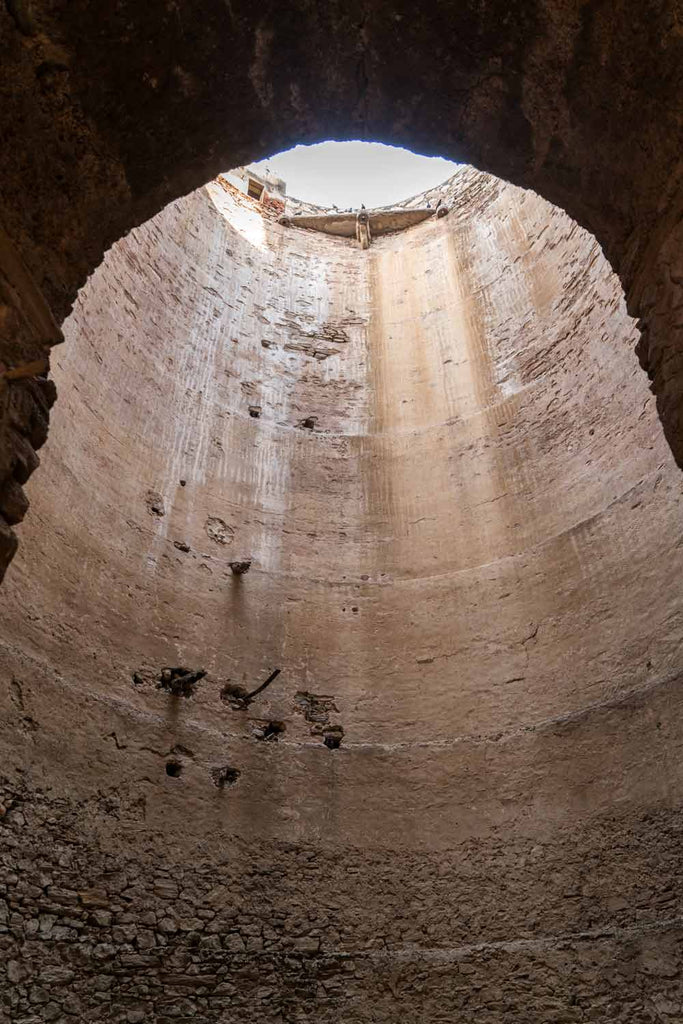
[{"x1": 1, "y1": 171, "x2": 682, "y2": 1020}]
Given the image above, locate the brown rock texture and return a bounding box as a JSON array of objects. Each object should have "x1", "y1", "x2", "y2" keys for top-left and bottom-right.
[
  {"x1": 1, "y1": 0, "x2": 683, "y2": 582},
  {"x1": 1, "y1": 168, "x2": 683, "y2": 1020},
  {"x1": 0, "y1": 226, "x2": 60, "y2": 582}
]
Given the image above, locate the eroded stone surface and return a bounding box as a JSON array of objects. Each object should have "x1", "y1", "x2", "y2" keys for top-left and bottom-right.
[
  {"x1": 1, "y1": 167, "x2": 682, "y2": 1018},
  {"x1": 1, "y1": 779, "x2": 683, "y2": 1021},
  {"x1": 0, "y1": 0, "x2": 681, "y2": 493},
  {"x1": 0, "y1": 226, "x2": 60, "y2": 580},
  {"x1": 1, "y1": 5, "x2": 683, "y2": 1017}
]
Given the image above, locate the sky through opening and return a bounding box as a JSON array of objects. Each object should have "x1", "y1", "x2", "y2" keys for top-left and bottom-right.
[{"x1": 251, "y1": 141, "x2": 458, "y2": 208}]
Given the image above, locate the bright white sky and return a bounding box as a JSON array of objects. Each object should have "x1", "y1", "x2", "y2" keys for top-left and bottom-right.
[{"x1": 251, "y1": 141, "x2": 458, "y2": 208}]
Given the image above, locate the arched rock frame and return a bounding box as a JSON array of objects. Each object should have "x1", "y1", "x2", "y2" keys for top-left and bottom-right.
[
  {"x1": 2, "y1": 5, "x2": 683, "y2": 1019},
  {"x1": 0, "y1": 2, "x2": 682, "y2": 583}
]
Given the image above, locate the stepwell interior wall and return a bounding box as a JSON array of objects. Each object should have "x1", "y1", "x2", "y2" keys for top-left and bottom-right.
[{"x1": 1, "y1": 169, "x2": 682, "y2": 1021}]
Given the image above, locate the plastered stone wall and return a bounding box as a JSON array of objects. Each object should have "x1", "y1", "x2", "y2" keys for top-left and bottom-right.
[{"x1": 1, "y1": 170, "x2": 683, "y2": 1022}]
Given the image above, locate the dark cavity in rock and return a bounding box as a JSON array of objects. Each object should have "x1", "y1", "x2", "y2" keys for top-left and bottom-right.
[
  {"x1": 229, "y1": 558, "x2": 252, "y2": 575},
  {"x1": 252, "y1": 720, "x2": 286, "y2": 741},
  {"x1": 210, "y1": 765, "x2": 241, "y2": 788},
  {"x1": 157, "y1": 666, "x2": 206, "y2": 698},
  {"x1": 322, "y1": 725, "x2": 344, "y2": 749}
]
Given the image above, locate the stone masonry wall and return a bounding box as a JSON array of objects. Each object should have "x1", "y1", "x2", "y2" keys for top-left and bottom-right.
[
  {"x1": 1, "y1": 171, "x2": 683, "y2": 1020},
  {"x1": 2, "y1": 781, "x2": 683, "y2": 1022}
]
